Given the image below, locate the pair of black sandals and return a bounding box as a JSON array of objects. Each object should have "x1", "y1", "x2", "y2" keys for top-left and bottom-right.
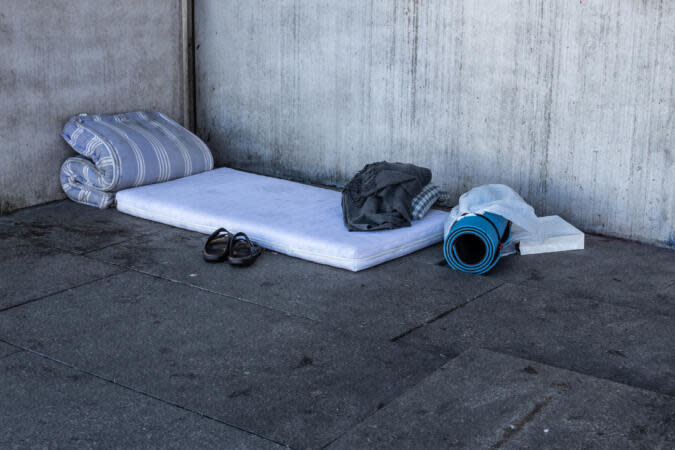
[{"x1": 203, "y1": 228, "x2": 263, "y2": 266}]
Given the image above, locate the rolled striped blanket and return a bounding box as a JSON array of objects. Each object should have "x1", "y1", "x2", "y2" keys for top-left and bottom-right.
[{"x1": 60, "y1": 111, "x2": 213, "y2": 208}]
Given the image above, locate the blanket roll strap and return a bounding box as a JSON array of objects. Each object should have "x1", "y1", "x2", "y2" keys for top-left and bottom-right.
[{"x1": 443, "y1": 212, "x2": 512, "y2": 275}]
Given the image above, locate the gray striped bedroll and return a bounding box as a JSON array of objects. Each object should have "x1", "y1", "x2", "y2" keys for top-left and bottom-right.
[{"x1": 60, "y1": 111, "x2": 213, "y2": 208}]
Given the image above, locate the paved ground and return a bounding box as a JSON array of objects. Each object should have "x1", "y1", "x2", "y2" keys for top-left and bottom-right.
[{"x1": 1, "y1": 200, "x2": 673, "y2": 449}]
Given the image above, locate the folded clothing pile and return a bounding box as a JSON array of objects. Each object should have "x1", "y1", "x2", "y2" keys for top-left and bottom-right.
[
  {"x1": 342, "y1": 161, "x2": 447, "y2": 231},
  {"x1": 60, "y1": 111, "x2": 213, "y2": 208}
]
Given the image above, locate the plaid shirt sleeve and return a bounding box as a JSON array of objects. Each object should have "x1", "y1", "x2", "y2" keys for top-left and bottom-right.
[{"x1": 411, "y1": 183, "x2": 447, "y2": 220}]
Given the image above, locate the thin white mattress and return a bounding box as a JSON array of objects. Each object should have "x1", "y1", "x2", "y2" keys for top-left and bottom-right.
[{"x1": 116, "y1": 168, "x2": 446, "y2": 271}]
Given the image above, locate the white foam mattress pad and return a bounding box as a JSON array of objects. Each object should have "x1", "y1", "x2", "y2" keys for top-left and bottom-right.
[{"x1": 116, "y1": 168, "x2": 446, "y2": 271}]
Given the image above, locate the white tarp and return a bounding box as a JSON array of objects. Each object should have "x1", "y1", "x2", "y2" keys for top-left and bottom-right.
[{"x1": 444, "y1": 184, "x2": 584, "y2": 255}]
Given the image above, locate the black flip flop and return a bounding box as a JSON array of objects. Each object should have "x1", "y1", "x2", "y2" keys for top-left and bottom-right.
[
  {"x1": 227, "y1": 232, "x2": 263, "y2": 266},
  {"x1": 203, "y1": 228, "x2": 232, "y2": 262}
]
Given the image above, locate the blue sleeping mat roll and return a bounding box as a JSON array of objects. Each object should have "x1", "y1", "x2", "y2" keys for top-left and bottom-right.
[{"x1": 443, "y1": 212, "x2": 511, "y2": 275}]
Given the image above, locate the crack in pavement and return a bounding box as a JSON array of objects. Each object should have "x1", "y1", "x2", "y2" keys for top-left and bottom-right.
[
  {"x1": 390, "y1": 283, "x2": 505, "y2": 342},
  {"x1": 37, "y1": 241, "x2": 322, "y2": 325},
  {"x1": 490, "y1": 396, "x2": 552, "y2": 449},
  {"x1": 0, "y1": 272, "x2": 126, "y2": 313}
]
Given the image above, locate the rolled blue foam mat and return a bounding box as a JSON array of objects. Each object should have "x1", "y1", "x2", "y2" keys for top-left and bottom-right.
[{"x1": 443, "y1": 212, "x2": 511, "y2": 275}]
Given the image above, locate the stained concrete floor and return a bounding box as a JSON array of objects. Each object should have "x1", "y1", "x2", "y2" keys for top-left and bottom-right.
[{"x1": 0, "y1": 200, "x2": 673, "y2": 449}]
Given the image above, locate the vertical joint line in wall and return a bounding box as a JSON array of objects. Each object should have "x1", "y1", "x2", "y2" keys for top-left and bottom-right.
[
  {"x1": 182, "y1": 0, "x2": 196, "y2": 132},
  {"x1": 190, "y1": 0, "x2": 196, "y2": 132}
]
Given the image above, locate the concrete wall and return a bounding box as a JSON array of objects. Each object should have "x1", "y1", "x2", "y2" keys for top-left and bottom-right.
[
  {"x1": 0, "y1": 0, "x2": 187, "y2": 213},
  {"x1": 195, "y1": 0, "x2": 674, "y2": 248}
]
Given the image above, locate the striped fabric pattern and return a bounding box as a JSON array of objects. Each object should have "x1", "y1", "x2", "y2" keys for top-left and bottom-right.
[
  {"x1": 60, "y1": 111, "x2": 213, "y2": 208},
  {"x1": 411, "y1": 183, "x2": 448, "y2": 220}
]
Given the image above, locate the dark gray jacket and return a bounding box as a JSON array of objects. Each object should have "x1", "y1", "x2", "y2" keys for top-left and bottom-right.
[{"x1": 342, "y1": 161, "x2": 431, "y2": 231}]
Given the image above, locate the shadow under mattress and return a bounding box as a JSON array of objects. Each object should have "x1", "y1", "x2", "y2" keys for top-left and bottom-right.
[{"x1": 115, "y1": 168, "x2": 446, "y2": 271}]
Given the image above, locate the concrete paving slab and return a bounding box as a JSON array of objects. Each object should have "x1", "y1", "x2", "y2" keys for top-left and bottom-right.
[
  {"x1": 0, "y1": 271, "x2": 446, "y2": 449},
  {"x1": 0, "y1": 200, "x2": 167, "y2": 254},
  {"x1": 0, "y1": 238, "x2": 123, "y2": 311},
  {"x1": 490, "y1": 235, "x2": 675, "y2": 316},
  {"x1": 86, "y1": 226, "x2": 503, "y2": 339},
  {"x1": 0, "y1": 341, "x2": 18, "y2": 358},
  {"x1": 0, "y1": 351, "x2": 282, "y2": 449},
  {"x1": 400, "y1": 284, "x2": 675, "y2": 396},
  {"x1": 328, "y1": 349, "x2": 675, "y2": 449}
]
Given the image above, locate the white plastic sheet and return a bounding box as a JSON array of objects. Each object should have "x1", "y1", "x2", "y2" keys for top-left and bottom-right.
[{"x1": 444, "y1": 184, "x2": 583, "y2": 255}]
